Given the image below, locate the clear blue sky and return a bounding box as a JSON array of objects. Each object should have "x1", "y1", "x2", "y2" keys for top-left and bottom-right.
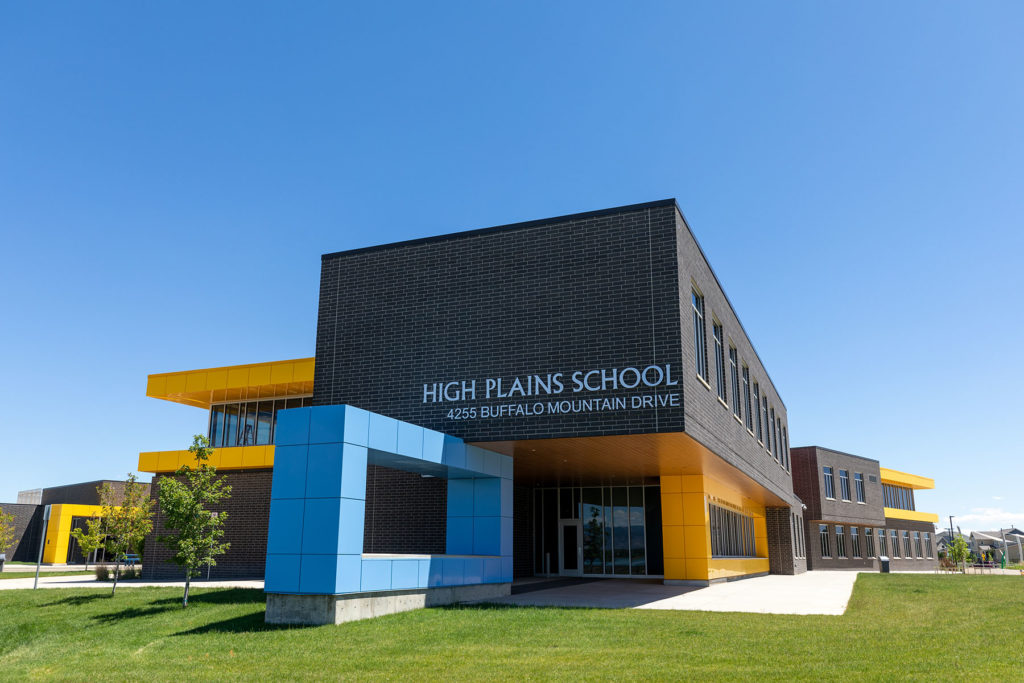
[{"x1": 2, "y1": 3, "x2": 1021, "y2": 533}]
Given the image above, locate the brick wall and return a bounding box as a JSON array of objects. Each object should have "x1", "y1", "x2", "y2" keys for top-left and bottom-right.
[
  {"x1": 362, "y1": 465, "x2": 446, "y2": 554},
  {"x1": 804, "y1": 518, "x2": 937, "y2": 571},
  {"x1": 313, "y1": 200, "x2": 685, "y2": 442},
  {"x1": 765, "y1": 506, "x2": 807, "y2": 575},
  {"x1": 0, "y1": 503, "x2": 43, "y2": 562},
  {"x1": 143, "y1": 469, "x2": 272, "y2": 580}
]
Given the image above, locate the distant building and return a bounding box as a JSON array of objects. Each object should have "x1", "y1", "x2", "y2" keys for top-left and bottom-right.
[
  {"x1": 791, "y1": 446, "x2": 938, "y2": 571},
  {"x1": 0, "y1": 480, "x2": 150, "y2": 564},
  {"x1": 970, "y1": 528, "x2": 1024, "y2": 564}
]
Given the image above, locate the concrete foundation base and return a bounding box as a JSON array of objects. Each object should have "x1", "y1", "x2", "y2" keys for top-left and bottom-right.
[{"x1": 265, "y1": 582, "x2": 512, "y2": 625}]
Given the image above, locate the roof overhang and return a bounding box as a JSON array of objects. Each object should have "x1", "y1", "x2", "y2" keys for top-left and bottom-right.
[
  {"x1": 146, "y1": 357, "x2": 314, "y2": 408},
  {"x1": 879, "y1": 467, "x2": 934, "y2": 490}
]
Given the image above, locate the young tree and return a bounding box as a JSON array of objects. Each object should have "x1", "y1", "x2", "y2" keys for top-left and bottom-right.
[
  {"x1": 157, "y1": 435, "x2": 232, "y2": 607},
  {"x1": 0, "y1": 507, "x2": 16, "y2": 564},
  {"x1": 101, "y1": 474, "x2": 155, "y2": 595},
  {"x1": 69, "y1": 517, "x2": 106, "y2": 569},
  {"x1": 947, "y1": 536, "x2": 970, "y2": 573}
]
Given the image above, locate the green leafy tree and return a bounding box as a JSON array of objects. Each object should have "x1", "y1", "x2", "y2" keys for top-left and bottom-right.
[
  {"x1": 157, "y1": 435, "x2": 232, "y2": 607},
  {"x1": 0, "y1": 507, "x2": 16, "y2": 559},
  {"x1": 946, "y1": 536, "x2": 970, "y2": 573},
  {"x1": 69, "y1": 517, "x2": 106, "y2": 569},
  {"x1": 101, "y1": 474, "x2": 155, "y2": 595}
]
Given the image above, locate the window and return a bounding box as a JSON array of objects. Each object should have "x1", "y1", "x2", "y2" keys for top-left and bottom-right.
[
  {"x1": 923, "y1": 532, "x2": 932, "y2": 558},
  {"x1": 890, "y1": 530, "x2": 900, "y2": 558},
  {"x1": 208, "y1": 396, "x2": 313, "y2": 447},
  {"x1": 823, "y1": 466, "x2": 835, "y2": 499},
  {"x1": 762, "y1": 396, "x2": 771, "y2": 453},
  {"x1": 883, "y1": 484, "x2": 916, "y2": 511},
  {"x1": 777, "y1": 418, "x2": 786, "y2": 468},
  {"x1": 709, "y1": 504, "x2": 756, "y2": 557},
  {"x1": 914, "y1": 531, "x2": 923, "y2": 558},
  {"x1": 854, "y1": 473, "x2": 865, "y2": 503},
  {"x1": 865, "y1": 528, "x2": 875, "y2": 558},
  {"x1": 713, "y1": 322, "x2": 727, "y2": 402},
  {"x1": 781, "y1": 425, "x2": 789, "y2": 471},
  {"x1": 851, "y1": 527, "x2": 861, "y2": 557},
  {"x1": 753, "y1": 383, "x2": 763, "y2": 443},
  {"x1": 835, "y1": 525, "x2": 847, "y2": 558},
  {"x1": 791, "y1": 512, "x2": 805, "y2": 559},
  {"x1": 742, "y1": 365, "x2": 753, "y2": 431},
  {"x1": 877, "y1": 528, "x2": 888, "y2": 557},
  {"x1": 729, "y1": 347, "x2": 741, "y2": 420},
  {"x1": 819, "y1": 524, "x2": 831, "y2": 558},
  {"x1": 692, "y1": 290, "x2": 708, "y2": 381},
  {"x1": 770, "y1": 407, "x2": 777, "y2": 461},
  {"x1": 839, "y1": 470, "x2": 851, "y2": 501},
  {"x1": 903, "y1": 531, "x2": 912, "y2": 558}
]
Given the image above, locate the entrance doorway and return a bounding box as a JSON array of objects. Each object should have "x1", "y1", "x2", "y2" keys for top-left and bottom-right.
[{"x1": 558, "y1": 520, "x2": 582, "y2": 576}]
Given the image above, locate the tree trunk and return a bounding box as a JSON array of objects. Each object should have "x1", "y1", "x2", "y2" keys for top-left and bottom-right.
[
  {"x1": 183, "y1": 574, "x2": 191, "y2": 608},
  {"x1": 111, "y1": 558, "x2": 121, "y2": 596}
]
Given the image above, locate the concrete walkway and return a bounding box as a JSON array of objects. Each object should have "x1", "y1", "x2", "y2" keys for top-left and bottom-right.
[
  {"x1": 0, "y1": 574, "x2": 264, "y2": 591},
  {"x1": 487, "y1": 572, "x2": 860, "y2": 615}
]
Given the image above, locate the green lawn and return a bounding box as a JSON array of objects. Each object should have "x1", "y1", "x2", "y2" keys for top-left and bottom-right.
[
  {"x1": 0, "y1": 574, "x2": 1021, "y2": 680},
  {"x1": 0, "y1": 571, "x2": 93, "y2": 581}
]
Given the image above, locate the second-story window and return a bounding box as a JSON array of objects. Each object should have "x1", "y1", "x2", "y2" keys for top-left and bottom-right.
[
  {"x1": 713, "y1": 322, "x2": 726, "y2": 402},
  {"x1": 692, "y1": 290, "x2": 708, "y2": 382},
  {"x1": 729, "y1": 347, "x2": 741, "y2": 420},
  {"x1": 762, "y1": 396, "x2": 771, "y2": 454},
  {"x1": 208, "y1": 396, "x2": 312, "y2": 448},
  {"x1": 854, "y1": 473, "x2": 865, "y2": 503},
  {"x1": 839, "y1": 470, "x2": 851, "y2": 501},
  {"x1": 742, "y1": 365, "x2": 753, "y2": 432},
  {"x1": 770, "y1": 408, "x2": 777, "y2": 461},
  {"x1": 823, "y1": 466, "x2": 835, "y2": 499},
  {"x1": 753, "y1": 382, "x2": 763, "y2": 443}
]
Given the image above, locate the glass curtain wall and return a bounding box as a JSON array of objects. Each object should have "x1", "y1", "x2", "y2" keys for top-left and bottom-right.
[
  {"x1": 208, "y1": 396, "x2": 313, "y2": 448},
  {"x1": 533, "y1": 485, "x2": 663, "y2": 577}
]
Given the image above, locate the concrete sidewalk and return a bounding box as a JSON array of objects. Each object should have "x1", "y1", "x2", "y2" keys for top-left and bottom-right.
[
  {"x1": 0, "y1": 574, "x2": 264, "y2": 591},
  {"x1": 486, "y1": 572, "x2": 860, "y2": 615}
]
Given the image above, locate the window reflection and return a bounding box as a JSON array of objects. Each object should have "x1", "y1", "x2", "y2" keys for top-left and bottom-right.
[{"x1": 207, "y1": 396, "x2": 312, "y2": 447}]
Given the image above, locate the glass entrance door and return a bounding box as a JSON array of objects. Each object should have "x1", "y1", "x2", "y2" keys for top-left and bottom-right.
[{"x1": 558, "y1": 519, "x2": 582, "y2": 576}]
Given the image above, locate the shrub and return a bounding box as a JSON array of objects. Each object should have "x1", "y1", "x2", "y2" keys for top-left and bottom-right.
[{"x1": 94, "y1": 565, "x2": 110, "y2": 581}]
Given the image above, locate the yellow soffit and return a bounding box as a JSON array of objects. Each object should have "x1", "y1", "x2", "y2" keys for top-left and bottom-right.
[
  {"x1": 879, "y1": 467, "x2": 935, "y2": 490},
  {"x1": 139, "y1": 446, "x2": 275, "y2": 473},
  {"x1": 146, "y1": 358, "x2": 314, "y2": 408},
  {"x1": 884, "y1": 508, "x2": 940, "y2": 523}
]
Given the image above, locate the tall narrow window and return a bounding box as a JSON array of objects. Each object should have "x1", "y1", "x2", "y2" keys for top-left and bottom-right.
[
  {"x1": 851, "y1": 527, "x2": 861, "y2": 557},
  {"x1": 903, "y1": 531, "x2": 912, "y2": 558},
  {"x1": 865, "y1": 528, "x2": 875, "y2": 558},
  {"x1": 728, "y1": 347, "x2": 741, "y2": 419},
  {"x1": 819, "y1": 524, "x2": 831, "y2": 558},
  {"x1": 742, "y1": 365, "x2": 753, "y2": 431},
  {"x1": 823, "y1": 466, "x2": 835, "y2": 499},
  {"x1": 854, "y1": 473, "x2": 865, "y2": 503},
  {"x1": 914, "y1": 532, "x2": 923, "y2": 558},
  {"x1": 713, "y1": 322, "x2": 726, "y2": 401},
  {"x1": 762, "y1": 396, "x2": 771, "y2": 453},
  {"x1": 753, "y1": 382, "x2": 763, "y2": 443},
  {"x1": 776, "y1": 417, "x2": 785, "y2": 467},
  {"x1": 890, "y1": 530, "x2": 901, "y2": 558},
  {"x1": 835, "y1": 525, "x2": 847, "y2": 558},
  {"x1": 770, "y1": 408, "x2": 778, "y2": 461},
  {"x1": 878, "y1": 528, "x2": 888, "y2": 557},
  {"x1": 839, "y1": 470, "x2": 851, "y2": 501},
  {"x1": 781, "y1": 425, "x2": 790, "y2": 470},
  {"x1": 692, "y1": 290, "x2": 708, "y2": 381},
  {"x1": 923, "y1": 532, "x2": 932, "y2": 558}
]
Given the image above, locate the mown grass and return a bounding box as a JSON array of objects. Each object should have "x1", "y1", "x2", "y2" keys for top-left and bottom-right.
[
  {"x1": 0, "y1": 574, "x2": 1021, "y2": 681},
  {"x1": 0, "y1": 571, "x2": 92, "y2": 581}
]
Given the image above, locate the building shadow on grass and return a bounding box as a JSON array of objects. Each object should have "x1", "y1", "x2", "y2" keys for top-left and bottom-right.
[{"x1": 174, "y1": 613, "x2": 317, "y2": 635}]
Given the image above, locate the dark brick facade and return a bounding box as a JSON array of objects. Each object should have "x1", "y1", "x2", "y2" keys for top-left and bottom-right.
[
  {"x1": 313, "y1": 200, "x2": 686, "y2": 442},
  {"x1": 673, "y1": 211, "x2": 796, "y2": 506},
  {"x1": 143, "y1": 469, "x2": 273, "y2": 580},
  {"x1": 362, "y1": 465, "x2": 446, "y2": 554},
  {"x1": 0, "y1": 503, "x2": 43, "y2": 562},
  {"x1": 765, "y1": 506, "x2": 807, "y2": 575}
]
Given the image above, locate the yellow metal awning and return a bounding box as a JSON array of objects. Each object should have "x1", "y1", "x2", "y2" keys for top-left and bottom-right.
[
  {"x1": 879, "y1": 467, "x2": 934, "y2": 490},
  {"x1": 146, "y1": 358, "x2": 314, "y2": 408}
]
